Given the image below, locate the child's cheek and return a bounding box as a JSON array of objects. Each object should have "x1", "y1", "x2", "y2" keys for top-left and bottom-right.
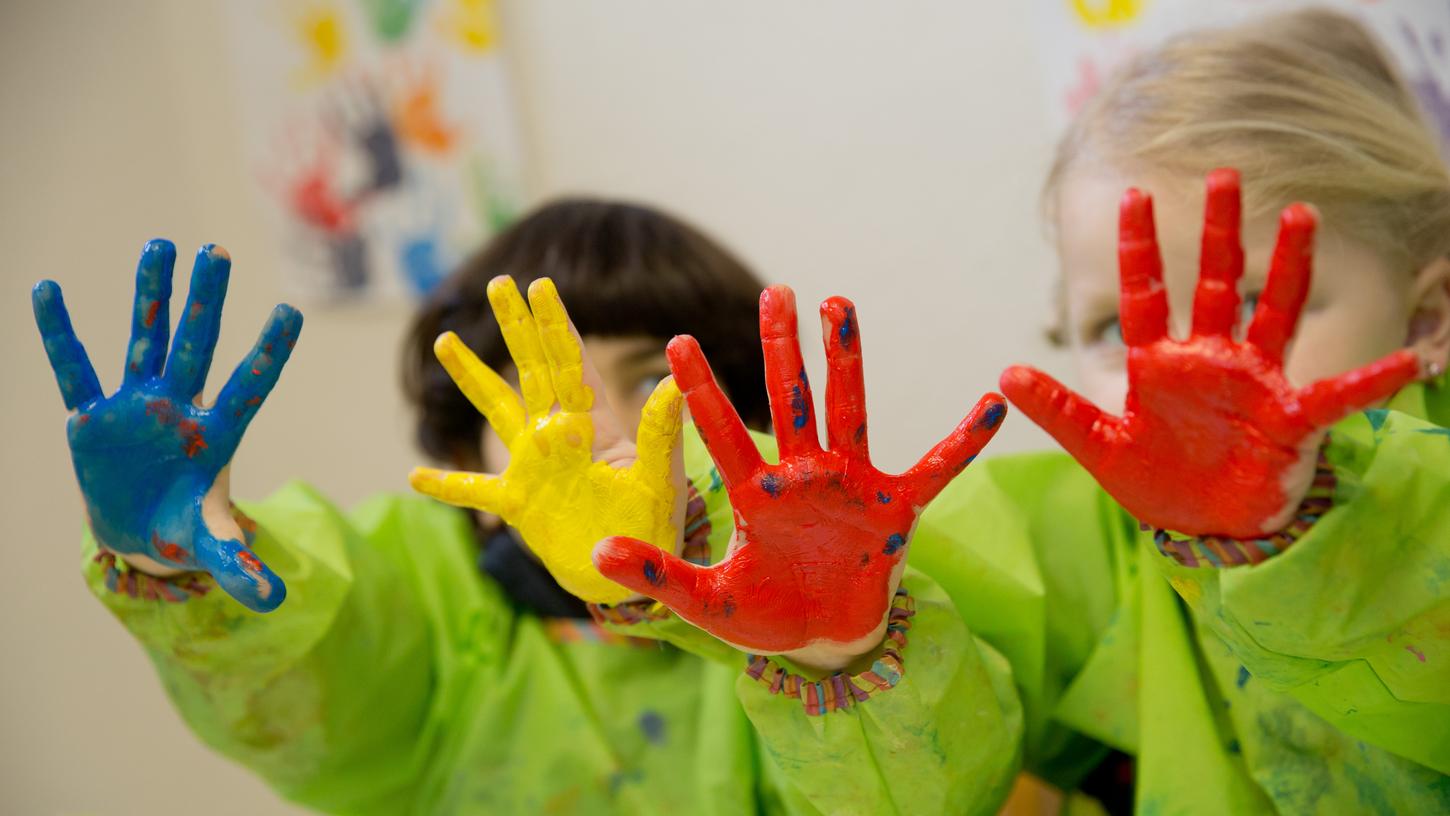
[
  {"x1": 1282, "y1": 303, "x2": 1406, "y2": 389},
  {"x1": 1072, "y1": 343, "x2": 1130, "y2": 414}
]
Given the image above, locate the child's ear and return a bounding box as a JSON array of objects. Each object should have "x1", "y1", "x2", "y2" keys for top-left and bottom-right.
[{"x1": 1406, "y1": 255, "x2": 1450, "y2": 378}]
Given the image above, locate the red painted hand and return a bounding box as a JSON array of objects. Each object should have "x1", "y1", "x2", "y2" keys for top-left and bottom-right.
[
  {"x1": 594, "y1": 285, "x2": 1006, "y2": 661},
  {"x1": 1002, "y1": 169, "x2": 1420, "y2": 538}
]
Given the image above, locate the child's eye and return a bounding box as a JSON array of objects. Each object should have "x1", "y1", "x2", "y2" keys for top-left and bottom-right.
[
  {"x1": 1091, "y1": 317, "x2": 1125, "y2": 350},
  {"x1": 1240, "y1": 291, "x2": 1261, "y2": 323},
  {"x1": 1090, "y1": 291, "x2": 1261, "y2": 347},
  {"x1": 634, "y1": 372, "x2": 667, "y2": 398},
  {"x1": 1234, "y1": 291, "x2": 1261, "y2": 338}
]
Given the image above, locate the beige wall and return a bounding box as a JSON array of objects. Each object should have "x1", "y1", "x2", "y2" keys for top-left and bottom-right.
[{"x1": 0, "y1": 1, "x2": 1065, "y2": 812}]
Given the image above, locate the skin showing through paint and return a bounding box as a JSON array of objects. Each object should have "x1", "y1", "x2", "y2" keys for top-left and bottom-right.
[
  {"x1": 594, "y1": 285, "x2": 1007, "y2": 671},
  {"x1": 1002, "y1": 169, "x2": 1420, "y2": 538},
  {"x1": 31, "y1": 240, "x2": 304, "y2": 612},
  {"x1": 410, "y1": 276, "x2": 686, "y2": 605}
]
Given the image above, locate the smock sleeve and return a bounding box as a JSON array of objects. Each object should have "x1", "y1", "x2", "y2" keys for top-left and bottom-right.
[
  {"x1": 1149, "y1": 386, "x2": 1450, "y2": 775},
  {"x1": 83, "y1": 481, "x2": 513, "y2": 814}
]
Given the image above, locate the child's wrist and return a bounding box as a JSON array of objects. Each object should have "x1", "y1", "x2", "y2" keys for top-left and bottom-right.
[
  {"x1": 94, "y1": 550, "x2": 213, "y2": 602},
  {"x1": 1153, "y1": 444, "x2": 1336, "y2": 568},
  {"x1": 781, "y1": 635, "x2": 888, "y2": 675},
  {"x1": 745, "y1": 588, "x2": 915, "y2": 715},
  {"x1": 776, "y1": 584, "x2": 915, "y2": 673},
  {"x1": 112, "y1": 548, "x2": 189, "y2": 577}
]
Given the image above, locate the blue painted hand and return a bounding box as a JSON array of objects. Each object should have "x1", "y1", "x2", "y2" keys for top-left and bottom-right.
[{"x1": 32, "y1": 240, "x2": 304, "y2": 612}]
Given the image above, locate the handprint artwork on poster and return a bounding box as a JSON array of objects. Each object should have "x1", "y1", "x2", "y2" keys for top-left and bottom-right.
[{"x1": 226, "y1": 0, "x2": 523, "y2": 302}]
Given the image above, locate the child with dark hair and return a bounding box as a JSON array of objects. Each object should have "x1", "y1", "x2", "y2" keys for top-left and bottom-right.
[
  {"x1": 405, "y1": 198, "x2": 772, "y2": 469},
  {"x1": 32, "y1": 197, "x2": 1015, "y2": 814},
  {"x1": 401, "y1": 199, "x2": 771, "y2": 618}
]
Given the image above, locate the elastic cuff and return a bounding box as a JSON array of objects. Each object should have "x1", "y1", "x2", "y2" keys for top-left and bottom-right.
[
  {"x1": 587, "y1": 597, "x2": 672, "y2": 626},
  {"x1": 93, "y1": 502, "x2": 259, "y2": 602},
  {"x1": 1152, "y1": 447, "x2": 1336, "y2": 568},
  {"x1": 95, "y1": 550, "x2": 213, "y2": 602},
  {"x1": 540, "y1": 617, "x2": 662, "y2": 649},
  {"x1": 680, "y1": 481, "x2": 713, "y2": 565},
  {"x1": 743, "y1": 588, "x2": 915, "y2": 716}
]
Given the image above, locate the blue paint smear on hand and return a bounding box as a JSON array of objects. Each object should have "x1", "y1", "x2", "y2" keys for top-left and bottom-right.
[
  {"x1": 974, "y1": 402, "x2": 1007, "y2": 431},
  {"x1": 838, "y1": 306, "x2": 857, "y2": 349},
  {"x1": 883, "y1": 533, "x2": 906, "y2": 555},
  {"x1": 761, "y1": 473, "x2": 783, "y2": 498},
  {"x1": 790, "y1": 379, "x2": 809, "y2": 430}
]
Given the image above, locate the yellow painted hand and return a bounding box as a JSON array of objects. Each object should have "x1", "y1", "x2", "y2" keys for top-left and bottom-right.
[{"x1": 409, "y1": 276, "x2": 685, "y2": 604}]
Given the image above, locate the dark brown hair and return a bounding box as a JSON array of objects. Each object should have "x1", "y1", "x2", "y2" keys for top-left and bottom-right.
[{"x1": 403, "y1": 197, "x2": 770, "y2": 468}]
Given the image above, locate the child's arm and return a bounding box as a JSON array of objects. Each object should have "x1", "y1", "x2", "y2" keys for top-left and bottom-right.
[
  {"x1": 36, "y1": 242, "x2": 503, "y2": 811},
  {"x1": 594, "y1": 286, "x2": 1030, "y2": 813},
  {"x1": 82, "y1": 484, "x2": 502, "y2": 812},
  {"x1": 1003, "y1": 170, "x2": 1448, "y2": 774},
  {"x1": 1155, "y1": 402, "x2": 1450, "y2": 776}
]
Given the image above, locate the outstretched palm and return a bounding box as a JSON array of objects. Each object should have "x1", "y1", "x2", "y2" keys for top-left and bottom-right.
[
  {"x1": 594, "y1": 285, "x2": 1006, "y2": 659},
  {"x1": 33, "y1": 240, "x2": 303, "y2": 612},
  {"x1": 1002, "y1": 169, "x2": 1419, "y2": 538},
  {"x1": 409, "y1": 276, "x2": 685, "y2": 605}
]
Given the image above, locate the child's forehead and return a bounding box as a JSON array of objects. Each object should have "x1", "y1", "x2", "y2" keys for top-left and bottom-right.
[
  {"x1": 580, "y1": 334, "x2": 668, "y2": 364},
  {"x1": 1056, "y1": 167, "x2": 1279, "y2": 308}
]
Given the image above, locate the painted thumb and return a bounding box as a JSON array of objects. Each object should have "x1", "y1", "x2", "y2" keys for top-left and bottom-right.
[{"x1": 194, "y1": 531, "x2": 287, "y2": 613}]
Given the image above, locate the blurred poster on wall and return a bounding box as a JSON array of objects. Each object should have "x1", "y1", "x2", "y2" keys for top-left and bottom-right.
[
  {"x1": 225, "y1": 0, "x2": 525, "y2": 302},
  {"x1": 1035, "y1": 0, "x2": 1450, "y2": 148}
]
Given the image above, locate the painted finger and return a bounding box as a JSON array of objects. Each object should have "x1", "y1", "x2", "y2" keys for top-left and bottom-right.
[
  {"x1": 593, "y1": 536, "x2": 717, "y2": 620},
  {"x1": 760, "y1": 285, "x2": 820, "y2": 457},
  {"x1": 213, "y1": 305, "x2": 304, "y2": 453},
  {"x1": 667, "y1": 335, "x2": 763, "y2": 489},
  {"x1": 124, "y1": 239, "x2": 176, "y2": 384},
  {"x1": 163, "y1": 245, "x2": 231, "y2": 398},
  {"x1": 1190, "y1": 168, "x2": 1245, "y2": 339},
  {"x1": 1118, "y1": 188, "x2": 1170, "y2": 347},
  {"x1": 1297, "y1": 349, "x2": 1420, "y2": 428},
  {"x1": 898, "y1": 393, "x2": 1007, "y2": 506},
  {"x1": 487, "y1": 275, "x2": 554, "y2": 417},
  {"x1": 1000, "y1": 365, "x2": 1118, "y2": 471},
  {"x1": 528, "y1": 277, "x2": 592, "y2": 411},
  {"x1": 193, "y1": 527, "x2": 286, "y2": 613},
  {"x1": 528, "y1": 277, "x2": 626, "y2": 449},
  {"x1": 409, "y1": 466, "x2": 512, "y2": 516},
  {"x1": 632, "y1": 376, "x2": 685, "y2": 483},
  {"x1": 433, "y1": 331, "x2": 525, "y2": 444},
  {"x1": 32, "y1": 281, "x2": 103, "y2": 410},
  {"x1": 820, "y1": 296, "x2": 869, "y2": 459},
  {"x1": 1246, "y1": 204, "x2": 1316, "y2": 365}
]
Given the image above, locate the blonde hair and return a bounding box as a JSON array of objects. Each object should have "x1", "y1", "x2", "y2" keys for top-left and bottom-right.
[{"x1": 1046, "y1": 8, "x2": 1450, "y2": 283}]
